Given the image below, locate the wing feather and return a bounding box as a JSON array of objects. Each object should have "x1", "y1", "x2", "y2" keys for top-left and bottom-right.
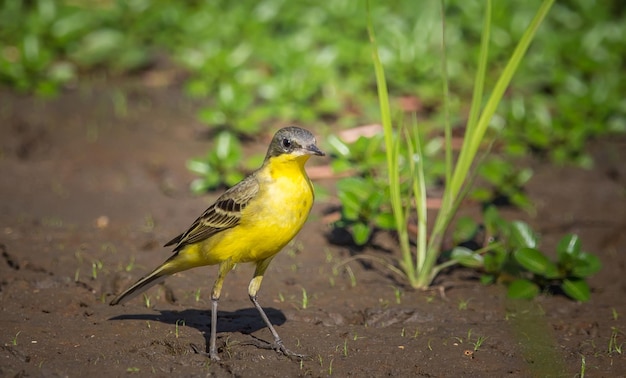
[{"x1": 164, "y1": 175, "x2": 259, "y2": 251}]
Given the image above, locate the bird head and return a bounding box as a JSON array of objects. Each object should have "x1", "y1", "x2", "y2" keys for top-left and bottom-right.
[{"x1": 265, "y1": 126, "x2": 325, "y2": 161}]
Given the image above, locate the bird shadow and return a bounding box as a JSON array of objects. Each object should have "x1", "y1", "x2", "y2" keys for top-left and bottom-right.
[{"x1": 109, "y1": 306, "x2": 286, "y2": 354}]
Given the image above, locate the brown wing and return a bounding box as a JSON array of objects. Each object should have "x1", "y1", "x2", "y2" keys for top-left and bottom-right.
[{"x1": 164, "y1": 174, "x2": 260, "y2": 252}]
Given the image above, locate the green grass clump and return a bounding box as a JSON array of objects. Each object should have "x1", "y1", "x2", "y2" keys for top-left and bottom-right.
[{"x1": 355, "y1": 0, "x2": 602, "y2": 301}]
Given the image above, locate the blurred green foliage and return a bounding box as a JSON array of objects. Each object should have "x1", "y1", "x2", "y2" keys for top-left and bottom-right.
[
  {"x1": 450, "y1": 206, "x2": 601, "y2": 301},
  {"x1": 2, "y1": 0, "x2": 625, "y2": 188}
]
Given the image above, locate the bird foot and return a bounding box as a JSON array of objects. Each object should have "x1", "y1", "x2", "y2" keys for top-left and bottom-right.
[
  {"x1": 190, "y1": 343, "x2": 221, "y2": 361},
  {"x1": 243, "y1": 338, "x2": 307, "y2": 360}
]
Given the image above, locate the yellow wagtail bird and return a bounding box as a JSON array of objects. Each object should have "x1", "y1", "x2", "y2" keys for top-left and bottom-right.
[{"x1": 110, "y1": 126, "x2": 324, "y2": 360}]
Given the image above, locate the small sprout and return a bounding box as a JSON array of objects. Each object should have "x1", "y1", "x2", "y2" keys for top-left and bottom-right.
[
  {"x1": 579, "y1": 354, "x2": 586, "y2": 378},
  {"x1": 328, "y1": 358, "x2": 334, "y2": 375},
  {"x1": 391, "y1": 286, "x2": 402, "y2": 304},
  {"x1": 91, "y1": 260, "x2": 103, "y2": 279},
  {"x1": 301, "y1": 287, "x2": 308, "y2": 310},
  {"x1": 401, "y1": 328, "x2": 406, "y2": 337},
  {"x1": 277, "y1": 292, "x2": 285, "y2": 302},
  {"x1": 194, "y1": 288, "x2": 202, "y2": 302},
  {"x1": 74, "y1": 269, "x2": 80, "y2": 282},
  {"x1": 612, "y1": 308, "x2": 619, "y2": 321},
  {"x1": 466, "y1": 328, "x2": 473, "y2": 341},
  {"x1": 126, "y1": 367, "x2": 140, "y2": 373},
  {"x1": 175, "y1": 319, "x2": 185, "y2": 338},
  {"x1": 143, "y1": 214, "x2": 155, "y2": 232},
  {"x1": 458, "y1": 298, "x2": 471, "y2": 310},
  {"x1": 11, "y1": 331, "x2": 21, "y2": 346},
  {"x1": 125, "y1": 257, "x2": 135, "y2": 272},
  {"x1": 345, "y1": 265, "x2": 356, "y2": 287},
  {"x1": 143, "y1": 294, "x2": 151, "y2": 308},
  {"x1": 608, "y1": 327, "x2": 623, "y2": 355},
  {"x1": 472, "y1": 336, "x2": 487, "y2": 351},
  {"x1": 343, "y1": 338, "x2": 348, "y2": 357},
  {"x1": 325, "y1": 248, "x2": 334, "y2": 263}
]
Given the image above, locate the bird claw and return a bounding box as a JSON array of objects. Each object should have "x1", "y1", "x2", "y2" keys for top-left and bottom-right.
[
  {"x1": 190, "y1": 343, "x2": 221, "y2": 361},
  {"x1": 243, "y1": 338, "x2": 307, "y2": 360}
]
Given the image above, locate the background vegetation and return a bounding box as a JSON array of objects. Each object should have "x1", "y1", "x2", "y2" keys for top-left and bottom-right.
[{"x1": 2, "y1": 0, "x2": 622, "y2": 299}]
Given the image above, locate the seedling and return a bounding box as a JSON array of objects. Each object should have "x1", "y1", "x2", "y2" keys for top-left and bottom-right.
[
  {"x1": 471, "y1": 335, "x2": 488, "y2": 352},
  {"x1": 175, "y1": 319, "x2": 185, "y2": 338},
  {"x1": 301, "y1": 287, "x2": 308, "y2": 310},
  {"x1": 458, "y1": 298, "x2": 472, "y2": 311},
  {"x1": 194, "y1": 288, "x2": 202, "y2": 302},
  {"x1": 345, "y1": 265, "x2": 357, "y2": 288},
  {"x1": 142, "y1": 214, "x2": 155, "y2": 233},
  {"x1": 143, "y1": 294, "x2": 151, "y2": 308},
  {"x1": 91, "y1": 260, "x2": 103, "y2": 279},
  {"x1": 579, "y1": 354, "x2": 586, "y2": 378},
  {"x1": 391, "y1": 286, "x2": 402, "y2": 304},
  {"x1": 608, "y1": 327, "x2": 623, "y2": 355},
  {"x1": 125, "y1": 257, "x2": 136, "y2": 272},
  {"x1": 10, "y1": 331, "x2": 21, "y2": 346}
]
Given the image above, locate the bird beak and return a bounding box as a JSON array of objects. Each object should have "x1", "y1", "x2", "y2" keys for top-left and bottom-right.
[{"x1": 306, "y1": 144, "x2": 325, "y2": 156}]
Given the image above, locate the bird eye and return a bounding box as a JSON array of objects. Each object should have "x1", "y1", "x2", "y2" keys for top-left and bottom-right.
[{"x1": 281, "y1": 138, "x2": 292, "y2": 149}]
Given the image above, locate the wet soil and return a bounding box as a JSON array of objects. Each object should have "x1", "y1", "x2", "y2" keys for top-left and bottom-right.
[{"x1": 1, "y1": 79, "x2": 625, "y2": 377}]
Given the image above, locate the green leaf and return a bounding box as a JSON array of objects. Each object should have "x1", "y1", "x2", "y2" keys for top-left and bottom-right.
[
  {"x1": 507, "y1": 279, "x2": 540, "y2": 299},
  {"x1": 510, "y1": 221, "x2": 538, "y2": 248},
  {"x1": 186, "y1": 158, "x2": 210, "y2": 175},
  {"x1": 556, "y1": 234, "x2": 581, "y2": 262},
  {"x1": 327, "y1": 134, "x2": 351, "y2": 158},
  {"x1": 570, "y1": 252, "x2": 602, "y2": 278},
  {"x1": 450, "y1": 247, "x2": 484, "y2": 268},
  {"x1": 452, "y1": 216, "x2": 480, "y2": 244},
  {"x1": 337, "y1": 189, "x2": 361, "y2": 221},
  {"x1": 483, "y1": 248, "x2": 507, "y2": 273},
  {"x1": 561, "y1": 279, "x2": 590, "y2": 302},
  {"x1": 483, "y1": 205, "x2": 505, "y2": 236},
  {"x1": 480, "y1": 274, "x2": 495, "y2": 285},
  {"x1": 373, "y1": 212, "x2": 396, "y2": 230},
  {"x1": 513, "y1": 247, "x2": 557, "y2": 276},
  {"x1": 352, "y1": 222, "x2": 371, "y2": 246},
  {"x1": 336, "y1": 177, "x2": 372, "y2": 202}
]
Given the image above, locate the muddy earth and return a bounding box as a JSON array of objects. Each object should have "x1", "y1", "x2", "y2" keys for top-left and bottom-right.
[{"x1": 1, "y1": 79, "x2": 625, "y2": 377}]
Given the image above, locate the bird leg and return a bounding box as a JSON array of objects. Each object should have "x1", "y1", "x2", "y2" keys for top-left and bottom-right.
[
  {"x1": 249, "y1": 292, "x2": 304, "y2": 359},
  {"x1": 207, "y1": 259, "x2": 235, "y2": 361},
  {"x1": 248, "y1": 260, "x2": 305, "y2": 359}
]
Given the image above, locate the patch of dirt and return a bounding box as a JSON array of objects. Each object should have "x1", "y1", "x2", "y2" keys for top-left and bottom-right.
[{"x1": 1, "y1": 80, "x2": 625, "y2": 377}]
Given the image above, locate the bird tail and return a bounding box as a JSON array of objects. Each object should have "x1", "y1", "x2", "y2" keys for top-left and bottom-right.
[{"x1": 109, "y1": 262, "x2": 175, "y2": 306}]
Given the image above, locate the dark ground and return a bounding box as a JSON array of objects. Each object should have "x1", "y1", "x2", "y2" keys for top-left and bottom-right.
[{"x1": 1, "y1": 79, "x2": 625, "y2": 377}]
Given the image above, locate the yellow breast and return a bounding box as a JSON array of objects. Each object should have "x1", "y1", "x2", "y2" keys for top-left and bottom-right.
[{"x1": 199, "y1": 154, "x2": 314, "y2": 264}]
